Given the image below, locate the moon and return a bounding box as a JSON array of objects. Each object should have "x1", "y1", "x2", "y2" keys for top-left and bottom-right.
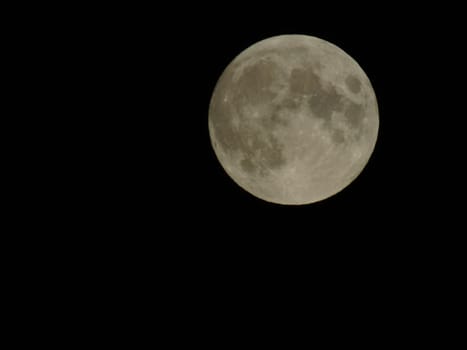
[{"x1": 208, "y1": 35, "x2": 379, "y2": 205}]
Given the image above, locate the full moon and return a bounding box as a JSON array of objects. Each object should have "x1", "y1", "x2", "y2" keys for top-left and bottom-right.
[{"x1": 208, "y1": 35, "x2": 379, "y2": 205}]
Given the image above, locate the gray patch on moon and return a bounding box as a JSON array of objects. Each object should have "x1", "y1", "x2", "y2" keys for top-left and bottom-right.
[
  {"x1": 236, "y1": 128, "x2": 286, "y2": 176},
  {"x1": 211, "y1": 56, "x2": 296, "y2": 175},
  {"x1": 273, "y1": 63, "x2": 367, "y2": 147},
  {"x1": 216, "y1": 58, "x2": 289, "y2": 177},
  {"x1": 290, "y1": 65, "x2": 347, "y2": 122},
  {"x1": 281, "y1": 95, "x2": 300, "y2": 109},
  {"x1": 308, "y1": 86, "x2": 345, "y2": 120},
  {"x1": 345, "y1": 75, "x2": 362, "y2": 94},
  {"x1": 289, "y1": 67, "x2": 321, "y2": 95},
  {"x1": 344, "y1": 102, "x2": 364, "y2": 128},
  {"x1": 240, "y1": 158, "x2": 256, "y2": 173},
  {"x1": 287, "y1": 65, "x2": 366, "y2": 142},
  {"x1": 331, "y1": 128, "x2": 346, "y2": 144},
  {"x1": 209, "y1": 100, "x2": 237, "y2": 154},
  {"x1": 264, "y1": 109, "x2": 289, "y2": 129},
  {"x1": 230, "y1": 58, "x2": 281, "y2": 107},
  {"x1": 262, "y1": 135, "x2": 286, "y2": 168}
]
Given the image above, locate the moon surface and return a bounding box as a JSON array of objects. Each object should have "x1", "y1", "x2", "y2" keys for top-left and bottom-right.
[{"x1": 208, "y1": 35, "x2": 379, "y2": 205}]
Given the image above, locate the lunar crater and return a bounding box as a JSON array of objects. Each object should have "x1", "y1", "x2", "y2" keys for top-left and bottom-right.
[{"x1": 345, "y1": 74, "x2": 362, "y2": 94}]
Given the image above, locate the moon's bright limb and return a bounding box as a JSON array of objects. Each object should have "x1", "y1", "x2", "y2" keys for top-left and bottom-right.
[{"x1": 208, "y1": 35, "x2": 379, "y2": 205}]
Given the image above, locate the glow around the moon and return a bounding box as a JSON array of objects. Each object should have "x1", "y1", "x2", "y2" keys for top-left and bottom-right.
[{"x1": 208, "y1": 35, "x2": 379, "y2": 205}]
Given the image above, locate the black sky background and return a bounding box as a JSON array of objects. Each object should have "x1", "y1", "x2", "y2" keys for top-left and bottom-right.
[
  {"x1": 108, "y1": 3, "x2": 463, "y2": 330},
  {"x1": 157, "y1": 7, "x2": 456, "y2": 228},
  {"x1": 16, "y1": 3, "x2": 458, "y2": 273},
  {"x1": 62, "y1": 6, "x2": 456, "y2": 300},
  {"x1": 7, "y1": 2, "x2": 464, "y2": 340},
  {"x1": 89, "y1": 4, "x2": 464, "y2": 255}
]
